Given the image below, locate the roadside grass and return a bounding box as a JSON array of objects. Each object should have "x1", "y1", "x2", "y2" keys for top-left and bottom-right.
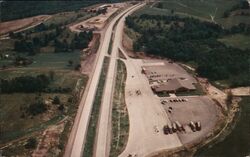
[
  {"x1": 218, "y1": 34, "x2": 250, "y2": 50},
  {"x1": 195, "y1": 96, "x2": 250, "y2": 157},
  {"x1": 82, "y1": 56, "x2": 110, "y2": 157},
  {"x1": 110, "y1": 59, "x2": 129, "y2": 157},
  {"x1": 108, "y1": 31, "x2": 114, "y2": 55}
]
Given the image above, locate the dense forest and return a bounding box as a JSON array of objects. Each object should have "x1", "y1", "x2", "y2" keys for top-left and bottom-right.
[
  {"x1": 126, "y1": 15, "x2": 250, "y2": 87},
  {"x1": 0, "y1": 0, "x2": 124, "y2": 22}
]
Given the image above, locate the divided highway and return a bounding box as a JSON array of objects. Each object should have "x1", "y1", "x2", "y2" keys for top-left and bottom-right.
[
  {"x1": 94, "y1": 4, "x2": 145, "y2": 157},
  {"x1": 64, "y1": 3, "x2": 143, "y2": 157}
]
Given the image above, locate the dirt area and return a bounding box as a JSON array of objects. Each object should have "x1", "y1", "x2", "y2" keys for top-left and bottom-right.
[
  {"x1": 81, "y1": 33, "x2": 100, "y2": 75},
  {"x1": 32, "y1": 122, "x2": 65, "y2": 157},
  {"x1": 198, "y1": 77, "x2": 227, "y2": 110},
  {"x1": 70, "y1": 3, "x2": 127, "y2": 32},
  {"x1": 229, "y1": 87, "x2": 250, "y2": 96},
  {"x1": 0, "y1": 15, "x2": 51, "y2": 35}
]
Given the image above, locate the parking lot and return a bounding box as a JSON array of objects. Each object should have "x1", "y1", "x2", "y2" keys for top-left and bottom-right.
[{"x1": 160, "y1": 96, "x2": 221, "y2": 144}]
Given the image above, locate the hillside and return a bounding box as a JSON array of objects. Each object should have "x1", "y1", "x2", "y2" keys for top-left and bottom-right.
[{"x1": 0, "y1": 0, "x2": 122, "y2": 22}]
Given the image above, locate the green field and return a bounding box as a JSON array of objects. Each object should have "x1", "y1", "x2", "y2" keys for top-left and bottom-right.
[
  {"x1": 134, "y1": 0, "x2": 250, "y2": 28},
  {"x1": 44, "y1": 11, "x2": 93, "y2": 27},
  {"x1": 195, "y1": 96, "x2": 250, "y2": 157},
  {"x1": 218, "y1": 34, "x2": 250, "y2": 50},
  {"x1": 28, "y1": 51, "x2": 81, "y2": 69},
  {"x1": 0, "y1": 51, "x2": 81, "y2": 69}
]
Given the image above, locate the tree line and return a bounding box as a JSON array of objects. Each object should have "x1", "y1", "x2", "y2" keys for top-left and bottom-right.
[
  {"x1": 126, "y1": 14, "x2": 250, "y2": 87},
  {"x1": 223, "y1": 0, "x2": 250, "y2": 18},
  {"x1": 13, "y1": 24, "x2": 93, "y2": 55},
  {"x1": 0, "y1": 74, "x2": 50, "y2": 93}
]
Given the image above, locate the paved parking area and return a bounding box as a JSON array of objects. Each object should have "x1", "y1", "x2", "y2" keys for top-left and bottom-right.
[
  {"x1": 120, "y1": 59, "x2": 182, "y2": 157},
  {"x1": 160, "y1": 96, "x2": 221, "y2": 144},
  {"x1": 120, "y1": 59, "x2": 221, "y2": 156}
]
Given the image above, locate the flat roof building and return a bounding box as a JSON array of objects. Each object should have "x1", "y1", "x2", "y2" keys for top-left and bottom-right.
[
  {"x1": 151, "y1": 78, "x2": 196, "y2": 94},
  {"x1": 141, "y1": 61, "x2": 197, "y2": 94}
]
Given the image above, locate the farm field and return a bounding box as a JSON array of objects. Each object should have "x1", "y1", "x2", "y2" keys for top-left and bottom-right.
[{"x1": 27, "y1": 51, "x2": 81, "y2": 69}]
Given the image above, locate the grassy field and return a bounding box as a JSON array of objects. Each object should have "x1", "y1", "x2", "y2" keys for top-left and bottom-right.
[
  {"x1": 83, "y1": 56, "x2": 110, "y2": 157},
  {"x1": 157, "y1": 0, "x2": 237, "y2": 20},
  {"x1": 133, "y1": 5, "x2": 172, "y2": 16},
  {"x1": 195, "y1": 96, "x2": 250, "y2": 157},
  {"x1": 110, "y1": 59, "x2": 129, "y2": 157},
  {"x1": 134, "y1": 0, "x2": 250, "y2": 28},
  {"x1": 218, "y1": 34, "x2": 250, "y2": 50},
  {"x1": 28, "y1": 51, "x2": 81, "y2": 69},
  {"x1": 44, "y1": 11, "x2": 94, "y2": 27},
  {"x1": 0, "y1": 51, "x2": 81, "y2": 69}
]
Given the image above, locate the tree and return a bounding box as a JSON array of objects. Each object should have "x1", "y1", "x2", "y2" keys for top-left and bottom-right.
[
  {"x1": 25, "y1": 138, "x2": 37, "y2": 149},
  {"x1": 157, "y1": 3, "x2": 163, "y2": 9},
  {"x1": 171, "y1": 9, "x2": 175, "y2": 14},
  {"x1": 58, "y1": 104, "x2": 64, "y2": 111},
  {"x1": 53, "y1": 96, "x2": 60, "y2": 105},
  {"x1": 49, "y1": 70, "x2": 55, "y2": 81},
  {"x1": 9, "y1": 31, "x2": 15, "y2": 38},
  {"x1": 74, "y1": 64, "x2": 81, "y2": 71},
  {"x1": 27, "y1": 99, "x2": 47, "y2": 116},
  {"x1": 226, "y1": 90, "x2": 233, "y2": 107},
  {"x1": 240, "y1": 0, "x2": 250, "y2": 9},
  {"x1": 68, "y1": 60, "x2": 73, "y2": 66}
]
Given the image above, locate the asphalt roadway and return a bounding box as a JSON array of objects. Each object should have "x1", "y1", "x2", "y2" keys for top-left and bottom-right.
[
  {"x1": 63, "y1": 4, "x2": 142, "y2": 157},
  {"x1": 94, "y1": 4, "x2": 145, "y2": 157}
]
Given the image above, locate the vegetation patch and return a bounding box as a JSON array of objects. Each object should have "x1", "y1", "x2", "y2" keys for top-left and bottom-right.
[
  {"x1": 110, "y1": 59, "x2": 129, "y2": 157},
  {"x1": 82, "y1": 56, "x2": 110, "y2": 157}
]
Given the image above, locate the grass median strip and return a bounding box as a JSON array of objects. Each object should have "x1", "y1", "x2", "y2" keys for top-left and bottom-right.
[
  {"x1": 110, "y1": 59, "x2": 129, "y2": 157},
  {"x1": 82, "y1": 56, "x2": 110, "y2": 157}
]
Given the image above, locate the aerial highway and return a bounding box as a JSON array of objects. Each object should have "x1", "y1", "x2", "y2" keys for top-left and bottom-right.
[
  {"x1": 94, "y1": 3, "x2": 145, "y2": 157},
  {"x1": 64, "y1": 3, "x2": 144, "y2": 157}
]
